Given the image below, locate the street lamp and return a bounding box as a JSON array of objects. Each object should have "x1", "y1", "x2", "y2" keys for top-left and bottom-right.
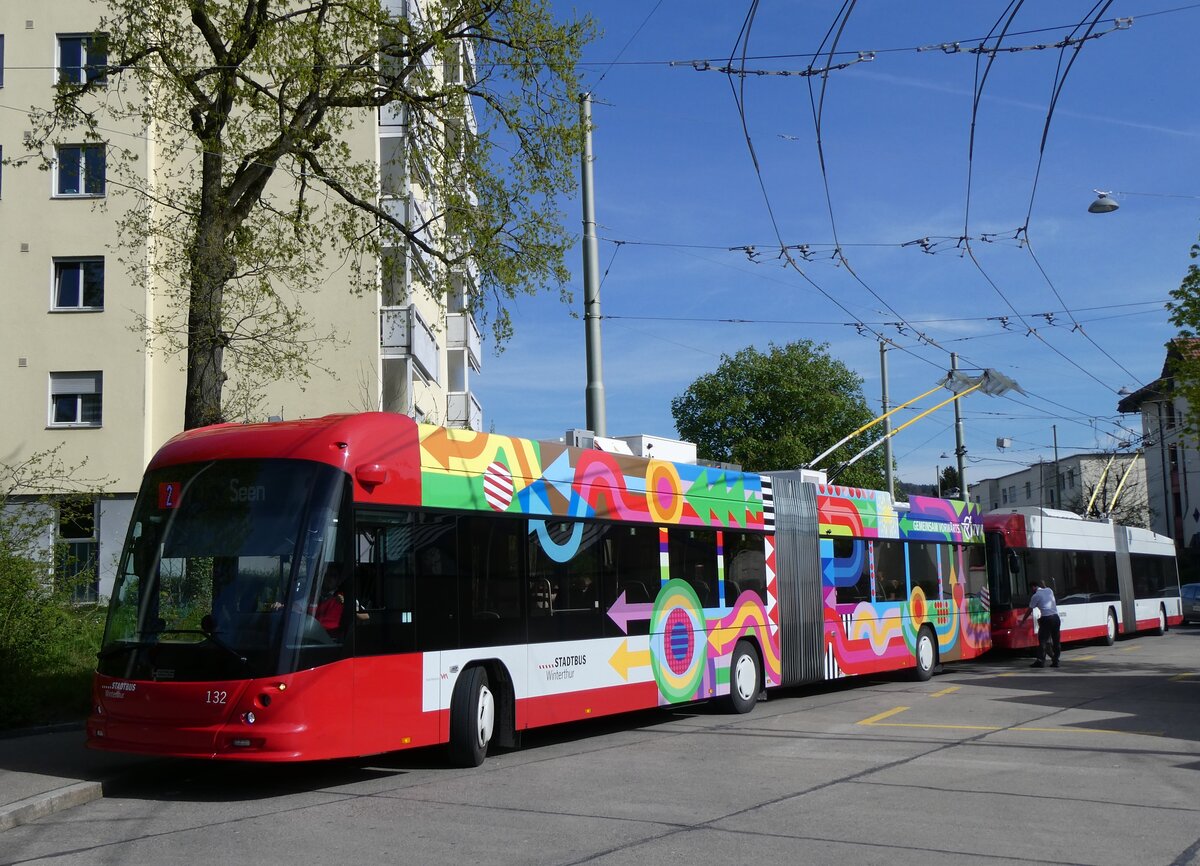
[
  {"x1": 1089, "y1": 189, "x2": 1200, "y2": 214},
  {"x1": 1088, "y1": 190, "x2": 1119, "y2": 214}
]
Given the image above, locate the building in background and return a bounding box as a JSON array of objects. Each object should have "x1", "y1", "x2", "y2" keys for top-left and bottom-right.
[
  {"x1": 967, "y1": 451, "x2": 1149, "y2": 529},
  {"x1": 0, "y1": 1, "x2": 482, "y2": 599},
  {"x1": 1117, "y1": 339, "x2": 1200, "y2": 578}
]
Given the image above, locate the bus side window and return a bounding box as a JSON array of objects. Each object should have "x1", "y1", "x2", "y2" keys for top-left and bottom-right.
[
  {"x1": 353, "y1": 521, "x2": 415, "y2": 656},
  {"x1": 459, "y1": 515, "x2": 524, "y2": 648},
  {"x1": 965, "y1": 544, "x2": 988, "y2": 598},
  {"x1": 667, "y1": 527, "x2": 719, "y2": 609},
  {"x1": 724, "y1": 532, "x2": 766, "y2": 606},
  {"x1": 874, "y1": 539, "x2": 907, "y2": 601},
  {"x1": 831, "y1": 537, "x2": 870, "y2": 604},
  {"x1": 908, "y1": 541, "x2": 940, "y2": 601}
]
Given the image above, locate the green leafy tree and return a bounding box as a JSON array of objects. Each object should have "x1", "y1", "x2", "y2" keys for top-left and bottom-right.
[
  {"x1": 1166, "y1": 235, "x2": 1200, "y2": 437},
  {"x1": 939, "y1": 465, "x2": 960, "y2": 497},
  {"x1": 671, "y1": 341, "x2": 888, "y2": 488},
  {"x1": 18, "y1": 0, "x2": 594, "y2": 428}
]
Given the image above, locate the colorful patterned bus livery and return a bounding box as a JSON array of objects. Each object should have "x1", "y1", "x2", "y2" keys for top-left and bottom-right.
[
  {"x1": 418, "y1": 425, "x2": 767, "y2": 530},
  {"x1": 418, "y1": 425, "x2": 781, "y2": 706},
  {"x1": 819, "y1": 486, "x2": 991, "y2": 677}
]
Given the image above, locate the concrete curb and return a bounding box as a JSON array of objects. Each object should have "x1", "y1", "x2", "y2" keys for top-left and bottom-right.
[{"x1": 0, "y1": 781, "x2": 103, "y2": 832}]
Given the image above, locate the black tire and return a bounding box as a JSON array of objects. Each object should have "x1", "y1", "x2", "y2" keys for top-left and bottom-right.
[
  {"x1": 913, "y1": 627, "x2": 937, "y2": 682},
  {"x1": 1103, "y1": 609, "x2": 1117, "y2": 646},
  {"x1": 726, "y1": 640, "x2": 760, "y2": 714},
  {"x1": 1154, "y1": 605, "x2": 1167, "y2": 636},
  {"x1": 448, "y1": 666, "x2": 495, "y2": 767}
]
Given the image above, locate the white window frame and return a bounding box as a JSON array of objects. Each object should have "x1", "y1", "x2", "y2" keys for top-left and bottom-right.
[
  {"x1": 58, "y1": 498, "x2": 100, "y2": 603},
  {"x1": 52, "y1": 257, "x2": 104, "y2": 311},
  {"x1": 48, "y1": 371, "x2": 103, "y2": 428},
  {"x1": 57, "y1": 33, "x2": 107, "y2": 85},
  {"x1": 54, "y1": 144, "x2": 106, "y2": 197}
]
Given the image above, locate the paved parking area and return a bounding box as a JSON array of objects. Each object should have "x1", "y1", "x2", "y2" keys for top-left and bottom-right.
[{"x1": 3, "y1": 628, "x2": 1199, "y2": 866}]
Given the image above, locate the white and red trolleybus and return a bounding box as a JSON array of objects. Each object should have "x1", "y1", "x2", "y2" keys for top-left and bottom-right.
[
  {"x1": 88, "y1": 413, "x2": 989, "y2": 764},
  {"x1": 985, "y1": 506, "x2": 1182, "y2": 650}
]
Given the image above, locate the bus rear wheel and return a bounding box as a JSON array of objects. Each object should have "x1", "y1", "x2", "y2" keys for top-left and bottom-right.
[
  {"x1": 449, "y1": 666, "x2": 495, "y2": 767},
  {"x1": 1103, "y1": 609, "x2": 1117, "y2": 646},
  {"x1": 727, "y1": 640, "x2": 760, "y2": 714},
  {"x1": 914, "y1": 627, "x2": 937, "y2": 682}
]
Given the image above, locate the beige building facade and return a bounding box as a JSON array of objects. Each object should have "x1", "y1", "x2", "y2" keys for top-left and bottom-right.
[{"x1": 0, "y1": 1, "x2": 482, "y2": 599}]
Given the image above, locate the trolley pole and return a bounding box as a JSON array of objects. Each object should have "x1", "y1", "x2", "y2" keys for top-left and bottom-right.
[
  {"x1": 880, "y1": 341, "x2": 894, "y2": 497},
  {"x1": 580, "y1": 92, "x2": 607, "y2": 437}
]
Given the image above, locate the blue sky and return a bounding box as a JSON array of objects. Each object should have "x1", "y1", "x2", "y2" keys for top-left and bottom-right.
[{"x1": 475, "y1": 1, "x2": 1200, "y2": 492}]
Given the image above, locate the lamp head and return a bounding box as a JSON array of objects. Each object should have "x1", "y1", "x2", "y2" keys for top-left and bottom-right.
[{"x1": 1088, "y1": 190, "x2": 1119, "y2": 214}]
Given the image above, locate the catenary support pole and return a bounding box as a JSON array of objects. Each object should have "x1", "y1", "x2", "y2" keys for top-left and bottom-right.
[
  {"x1": 952, "y1": 353, "x2": 967, "y2": 494},
  {"x1": 881, "y1": 341, "x2": 894, "y2": 497},
  {"x1": 580, "y1": 92, "x2": 606, "y2": 436}
]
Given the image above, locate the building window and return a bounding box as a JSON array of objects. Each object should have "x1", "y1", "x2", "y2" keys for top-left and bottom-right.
[
  {"x1": 53, "y1": 258, "x2": 104, "y2": 310},
  {"x1": 58, "y1": 498, "x2": 99, "y2": 603},
  {"x1": 49, "y1": 371, "x2": 102, "y2": 427},
  {"x1": 55, "y1": 144, "x2": 106, "y2": 196},
  {"x1": 1025, "y1": 481, "x2": 1032, "y2": 500},
  {"x1": 1002, "y1": 488, "x2": 1008, "y2": 504},
  {"x1": 58, "y1": 33, "x2": 107, "y2": 85},
  {"x1": 1068, "y1": 469, "x2": 1075, "y2": 489}
]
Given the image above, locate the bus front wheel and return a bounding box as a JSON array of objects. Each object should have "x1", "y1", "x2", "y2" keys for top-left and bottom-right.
[
  {"x1": 914, "y1": 627, "x2": 937, "y2": 682},
  {"x1": 449, "y1": 666, "x2": 495, "y2": 767},
  {"x1": 727, "y1": 640, "x2": 760, "y2": 714}
]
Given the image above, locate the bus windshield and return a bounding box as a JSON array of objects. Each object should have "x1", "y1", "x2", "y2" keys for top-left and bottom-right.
[{"x1": 97, "y1": 459, "x2": 350, "y2": 681}]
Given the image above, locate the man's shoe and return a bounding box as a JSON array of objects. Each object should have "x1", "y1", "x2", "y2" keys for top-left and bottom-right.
[
  {"x1": 1051, "y1": 661, "x2": 1060, "y2": 667},
  {"x1": 1030, "y1": 661, "x2": 1045, "y2": 668}
]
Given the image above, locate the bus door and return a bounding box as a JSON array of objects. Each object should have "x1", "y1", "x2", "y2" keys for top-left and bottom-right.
[{"x1": 351, "y1": 511, "x2": 458, "y2": 752}]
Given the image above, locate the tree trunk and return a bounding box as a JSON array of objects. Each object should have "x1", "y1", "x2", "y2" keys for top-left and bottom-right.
[{"x1": 184, "y1": 149, "x2": 232, "y2": 430}]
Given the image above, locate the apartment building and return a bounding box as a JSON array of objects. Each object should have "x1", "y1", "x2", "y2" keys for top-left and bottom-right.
[
  {"x1": 967, "y1": 451, "x2": 1150, "y2": 528},
  {"x1": 0, "y1": 2, "x2": 483, "y2": 599},
  {"x1": 1118, "y1": 339, "x2": 1200, "y2": 576}
]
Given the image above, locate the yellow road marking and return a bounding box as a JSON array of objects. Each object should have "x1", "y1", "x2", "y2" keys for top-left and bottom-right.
[
  {"x1": 1170, "y1": 672, "x2": 1195, "y2": 682},
  {"x1": 857, "y1": 706, "x2": 910, "y2": 726},
  {"x1": 1070, "y1": 655, "x2": 1095, "y2": 661},
  {"x1": 929, "y1": 686, "x2": 960, "y2": 698},
  {"x1": 1119, "y1": 645, "x2": 1142, "y2": 652},
  {"x1": 857, "y1": 706, "x2": 1156, "y2": 736}
]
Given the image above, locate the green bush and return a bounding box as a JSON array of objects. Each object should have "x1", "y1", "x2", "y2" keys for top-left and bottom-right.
[
  {"x1": 1, "y1": 450, "x2": 108, "y2": 730},
  {"x1": 0, "y1": 544, "x2": 106, "y2": 729}
]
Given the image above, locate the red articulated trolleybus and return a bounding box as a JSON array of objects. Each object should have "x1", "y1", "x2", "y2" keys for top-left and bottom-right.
[
  {"x1": 90, "y1": 413, "x2": 991, "y2": 764},
  {"x1": 985, "y1": 507, "x2": 1182, "y2": 650}
]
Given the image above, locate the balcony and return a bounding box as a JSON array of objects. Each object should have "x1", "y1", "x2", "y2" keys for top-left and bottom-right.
[
  {"x1": 381, "y1": 195, "x2": 431, "y2": 253},
  {"x1": 380, "y1": 304, "x2": 438, "y2": 381},
  {"x1": 447, "y1": 390, "x2": 483, "y2": 431},
  {"x1": 447, "y1": 312, "x2": 481, "y2": 371}
]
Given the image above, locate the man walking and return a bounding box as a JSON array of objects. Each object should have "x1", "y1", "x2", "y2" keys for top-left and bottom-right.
[{"x1": 1021, "y1": 579, "x2": 1061, "y2": 668}]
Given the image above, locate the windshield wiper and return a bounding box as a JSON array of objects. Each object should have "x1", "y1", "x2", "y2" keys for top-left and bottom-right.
[
  {"x1": 97, "y1": 640, "x2": 157, "y2": 660},
  {"x1": 154, "y1": 628, "x2": 248, "y2": 665}
]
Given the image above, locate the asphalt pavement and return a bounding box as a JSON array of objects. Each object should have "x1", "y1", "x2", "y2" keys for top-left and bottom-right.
[{"x1": 0, "y1": 725, "x2": 154, "y2": 832}]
